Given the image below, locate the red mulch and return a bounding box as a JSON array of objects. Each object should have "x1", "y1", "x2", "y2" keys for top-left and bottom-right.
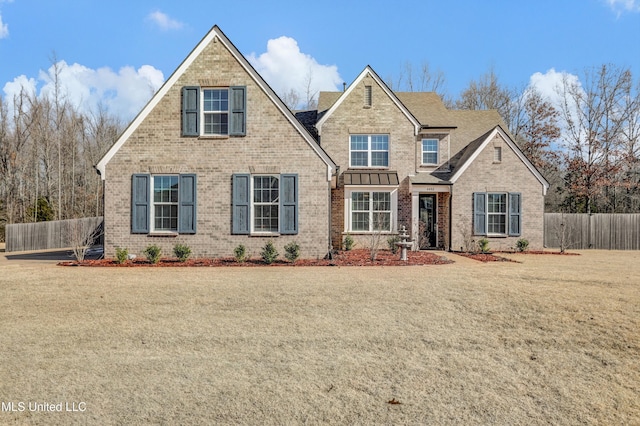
[
  {"x1": 456, "y1": 252, "x2": 517, "y2": 263},
  {"x1": 58, "y1": 249, "x2": 453, "y2": 267}
]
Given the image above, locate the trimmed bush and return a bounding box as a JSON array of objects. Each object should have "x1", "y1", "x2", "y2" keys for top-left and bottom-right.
[
  {"x1": 233, "y1": 244, "x2": 247, "y2": 263},
  {"x1": 173, "y1": 244, "x2": 192, "y2": 262},
  {"x1": 143, "y1": 244, "x2": 162, "y2": 264},
  {"x1": 516, "y1": 238, "x2": 530, "y2": 252},
  {"x1": 261, "y1": 241, "x2": 279, "y2": 264},
  {"x1": 115, "y1": 247, "x2": 129, "y2": 264},
  {"x1": 343, "y1": 234, "x2": 355, "y2": 251},
  {"x1": 478, "y1": 238, "x2": 490, "y2": 254},
  {"x1": 387, "y1": 235, "x2": 401, "y2": 254},
  {"x1": 284, "y1": 241, "x2": 300, "y2": 263}
]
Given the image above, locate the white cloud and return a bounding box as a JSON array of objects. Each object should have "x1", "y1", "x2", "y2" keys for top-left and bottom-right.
[
  {"x1": 3, "y1": 61, "x2": 164, "y2": 121},
  {"x1": 605, "y1": 0, "x2": 640, "y2": 14},
  {"x1": 528, "y1": 68, "x2": 582, "y2": 111},
  {"x1": 0, "y1": 13, "x2": 8, "y2": 39},
  {"x1": 147, "y1": 10, "x2": 183, "y2": 31},
  {"x1": 248, "y1": 36, "x2": 342, "y2": 108}
]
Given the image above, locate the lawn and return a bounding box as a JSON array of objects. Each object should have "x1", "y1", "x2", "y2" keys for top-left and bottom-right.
[{"x1": 0, "y1": 250, "x2": 638, "y2": 424}]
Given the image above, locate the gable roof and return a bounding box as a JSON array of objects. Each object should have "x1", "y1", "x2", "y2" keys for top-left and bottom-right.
[
  {"x1": 315, "y1": 66, "x2": 421, "y2": 136},
  {"x1": 96, "y1": 25, "x2": 335, "y2": 180},
  {"x1": 435, "y1": 126, "x2": 549, "y2": 193}
]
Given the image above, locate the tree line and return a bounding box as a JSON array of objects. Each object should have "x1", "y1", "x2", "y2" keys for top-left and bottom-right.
[{"x1": 1, "y1": 60, "x2": 638, "y2": 241}]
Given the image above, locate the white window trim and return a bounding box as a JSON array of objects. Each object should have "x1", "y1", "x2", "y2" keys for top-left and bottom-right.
[
  {"x1": 150, "y1": 174, "x2": 179, "y2": 234},
  {"x1": 250, "y1": 174, "x2": 280, "y2": 235},
  {"x1": 344, "y1": 186, "x2": 398, "y2": 233},
  {"x1": 201, "y1": 88, "x2": 229, "y2": 136},
  {"x1": 487, "y1": 192, "x2": 507, "y2": 236},
  {"x1": 349, "y1": 134, "x2": 390, "y2": 168},
  {"x1": 421, "y1": 138, "x2": 439, "y2": 165}
]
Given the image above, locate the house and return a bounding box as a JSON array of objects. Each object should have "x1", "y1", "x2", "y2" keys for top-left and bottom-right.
[
  {"x1": 303, "y1": 66, "x2": 549, "y2": 252},
  {"x1": 96, "y1": 26, "x2": 336, "y2": 259}
]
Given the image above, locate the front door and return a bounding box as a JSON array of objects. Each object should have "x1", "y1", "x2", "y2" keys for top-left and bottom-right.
[{"x1": 419, "y1": 194, "x2": 437, "y2": 249}]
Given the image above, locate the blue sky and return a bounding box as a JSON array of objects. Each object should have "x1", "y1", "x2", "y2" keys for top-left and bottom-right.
[{"x1": 0, "y1": 0, "x2": 638, "y2": 120}]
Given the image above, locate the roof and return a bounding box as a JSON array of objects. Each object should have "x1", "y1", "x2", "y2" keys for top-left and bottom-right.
[
  {"x1": 343, "y1": 170, "x2": 399, "y2": 186},
  {"x1": 96, "y1": 25, "x2": 335, "y2": 180}
]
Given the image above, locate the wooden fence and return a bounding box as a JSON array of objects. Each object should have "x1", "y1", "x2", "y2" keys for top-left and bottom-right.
[
  {"x1": 5, "y1": 217, "x2": 103, "y2": 252},
  {"x1": 544, "y1": 213, "x2": 640, "y2": 250}
]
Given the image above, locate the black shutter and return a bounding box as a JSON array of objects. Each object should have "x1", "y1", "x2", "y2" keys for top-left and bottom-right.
[
  {"x1": 473, "y1": 192, "x2": 487, "y2": 235},
  {"x1": 182, "y1": 86, "x2": 199, "y2": 136},
  {"x1": 178, "y1": 174, "x2": 197, "y2": 234},
  {"x1": 131, "y1": 174, "x2": 150, "y2": 234},
  {"x1": 229, "y1": 86, "x2": 246, "y2": 136},
  {"x1": 280, "y1": 174, "x2": 298, "y2": 234},
  {"x1": 232, "y1": 174, "x2": 250, "y2": 234}
]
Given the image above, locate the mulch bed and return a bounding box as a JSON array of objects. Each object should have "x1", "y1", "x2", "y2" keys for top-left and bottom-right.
[
  {"x1": 58, "y1": 249, "x2": 453, "y2": 267},
  {"x1": 456, "y1": 252, "x2": 517, "y2": 263}
]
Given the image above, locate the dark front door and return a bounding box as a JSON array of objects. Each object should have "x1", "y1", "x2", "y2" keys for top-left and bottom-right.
[{"x1": 419, "y1": 194, "x2": 437, "y2": 249}]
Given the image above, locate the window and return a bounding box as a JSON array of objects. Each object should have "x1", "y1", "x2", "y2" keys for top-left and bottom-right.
[
  {"x1": 348, "y1": 190, "x2": 394, "y2": 232},
  {"x1": 131, "y1": 174, "x2": 197, "y2": 234},
  {"x1": 350, "y1": 134, "x2": 389, "y2": 168},
  {"x1": 182, "y1": 86, "x2": 246, "y2": 137},
  {"x1": 203, "y1": 89, "x2": 228, "y2": 135},
  {"x1": 473, "y1": 192, "x2": 521, "y2": 236},
  {"x1": 422, "y1": 139, "x2": 439, "y2": 165},
  {"x1": 232, "y1": 173, "x2": 298, "y2": 235},
  {"x1": 253, "y1": 176, "x2": 279, "y2": 233},
  {"x1": 153, "y1": 176, "x2": 179, "y2": 231},
  {"x1": 364, "y1": 85, "x2": 372, "y2": 107}
]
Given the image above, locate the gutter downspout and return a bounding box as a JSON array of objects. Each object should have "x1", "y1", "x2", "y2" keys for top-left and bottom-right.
[{"x1": 448, "y1": 185, "x2": 453, "y2": 251}]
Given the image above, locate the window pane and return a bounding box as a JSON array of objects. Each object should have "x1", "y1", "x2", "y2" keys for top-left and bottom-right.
[
  {"x1": 352, "y1": 212, "x2": 369, "y2": 231},
  {"x1": 423, "y1": 152, "x2": 437, "y2": 164},
  {"x1": 372, "y1": 192, "x2": 390, "y2": 211},
  {"x1": 350, "y1": 135, "x2": 368, "y2": 150},
  {"x1": 203, "y1": 89, "x2": 228, "y2": 112},
  {"x1": 351, "y1": 152, "x2": 368, "y2": 167},
  {"x1": 488, "y1": 194, "x2": 506, "y2": 213},
  {"x1": 254, "y1": 205, "x2": 279, "y2": 232},
  {"x1": 204, "y1": 113, "x2": 229, "y2": 135},
  {"x1": 371, "y1": 152, "x2": 388, "y2": 167},
  {"x1": 488, "y1": 214, "x2": 506, "y2": 234},
  {"x1": 371, "y1": 135, "x2": 388, "y2": 151},
  {"x1": 352, "y1": 192, "x2": 370, "y2": 211},
  {"x1": 373, "y1": 212, "x2": 391, "y2": 231}
]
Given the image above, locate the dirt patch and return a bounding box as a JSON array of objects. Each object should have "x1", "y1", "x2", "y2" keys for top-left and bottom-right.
[{"x1": 58, "y1": 249, "x2": 453, "y2": 267}]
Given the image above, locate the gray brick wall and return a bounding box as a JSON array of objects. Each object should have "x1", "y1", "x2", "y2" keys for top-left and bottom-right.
[{"x1": 104, "y1": 36, "x2": 331, "y2": 260}]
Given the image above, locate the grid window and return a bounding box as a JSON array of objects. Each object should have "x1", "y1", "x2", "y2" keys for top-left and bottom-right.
[
  {"x1": 153, "y1": 176, "x2": 179, "y2": 231},
  {"x1": 253, "y1": 176, "x2": 279, "y2": 232},
  {"x1": 487, "y1": 193, "x2": 507, "y2": 234},
  {"x1": 350, "y1": 135, "x2": 389, "y2": 167},
  {"x1": 422, "y1": 139, "x2": 439, "y2": 165},
  {"x1": 351, "y1": 191, "x2": 391, "y2": 232},
  {"x1": 203, "y1": 89, "x2": 229, "y2": 135}
]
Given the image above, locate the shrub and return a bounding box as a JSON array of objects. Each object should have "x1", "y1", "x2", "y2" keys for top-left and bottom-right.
[
  {"x1": 143, "y1": 244, "x2": 162, "y2": 264},
  {"x1": 115, "y1": 247, "x2": 129, "y2": 264},
  {"x1": 261, "y1": 241, "x2": 279, "y2": 264},
  {"x1": 343, "y1": 234, "x2": 355, "y2": 251},
  {"x1": 387, "y1": 235, "x2": 401, "y2": 254},
  {"x1": 173, "y1": 244, "x2": 192, "y2": 262},
  {"x1": 478, "y1": 238, "x2": 490, "y2": 254},
  {"x1": 284, "y1": 241, "x2": 300, "y2": 263},
  {"x1": 233, "y1": 244, "x2": 247, "y2": 263},
  {"x1": 516, "y1": 238, "x2": 530, "y2": 252}
]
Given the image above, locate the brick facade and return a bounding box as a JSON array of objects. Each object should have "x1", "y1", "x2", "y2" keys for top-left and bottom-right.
[{"x1": 102, "y1": 30, "x2": 332, "y2": 260}]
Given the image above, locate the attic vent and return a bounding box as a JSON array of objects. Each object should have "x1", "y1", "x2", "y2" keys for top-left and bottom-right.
[{"x1": 364, "y1": 85, "x2": 372, "y2": 107}]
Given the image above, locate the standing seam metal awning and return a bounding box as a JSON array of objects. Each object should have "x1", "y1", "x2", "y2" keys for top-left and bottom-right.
[{"x1": 343, "y1": 171, "x2": 399, "y2": 185}]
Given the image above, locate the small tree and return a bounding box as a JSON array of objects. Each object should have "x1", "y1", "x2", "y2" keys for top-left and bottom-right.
[
  {"x1": 261, "y1": 241, "x2": 279, "y2": 264},
  {"x1": 284, "y1": 241, "x2": 300, "y2": 263},
  {"x1": 68, "y1": 219, "x2": 102, "y2": 262},
  {"x1": 343, "y1": 234, "x2": 355, "y2": 251},
  {"x1": 144, "y1": 244, "x2": 162, "y2": 264},
  {"x1": 233, "y1": 244, "x2": 247, "y2": 263},
  {"x1": 173, "y1": 244, "x2": 192, "y2": 262},
  {"x1": 115, "y1": 247, "x2": 129, "y2": 264}
]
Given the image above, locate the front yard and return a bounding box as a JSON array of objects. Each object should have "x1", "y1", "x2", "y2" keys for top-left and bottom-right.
[{"x1": 0, "y1": 250, "x2": 638, "y2": 424}]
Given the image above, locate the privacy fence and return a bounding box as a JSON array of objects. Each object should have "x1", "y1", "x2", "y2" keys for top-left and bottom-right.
[
  {"x1": 544, "y1": 213, "x2": 640, "y2": 250},
  {"x1": 5, "y1": 217, "x2": 103, "y2": 252}
]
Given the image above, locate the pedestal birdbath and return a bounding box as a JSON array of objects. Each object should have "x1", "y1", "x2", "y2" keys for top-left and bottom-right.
[{"x1": 395, "y1": 225, "x2": 413, "y2": 261}]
